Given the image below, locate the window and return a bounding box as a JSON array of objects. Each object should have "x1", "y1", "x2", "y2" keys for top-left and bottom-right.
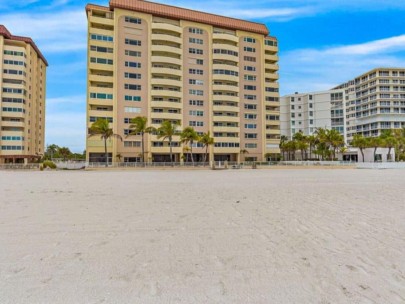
[
  {"x1": 2, "y1": 107, "x2": 25, "y2": 113},
  {"x1": 244, "y1": 66, "x2": 256, "y2": 72},
  {"x1": 245, "y1": 143, "x2": 257, "y2": 149},
  {"x1": 244, "y1": 85, "x2": 256, "y2": 91},
  {"x1": 189, "y1": 28, "x2": 203, "y2": 34},
  {"x1": 189, "y1": 48, "x2": 203, "y2": 55},
  {"x1": 124, "y1": 141, "x2": 141, "y2": 147},
  {"x1": 244, "y1": 75, "x2": 256, "y2": 81},
  {"x1": 90, "y1": 93, "x2": 113, "y2": 99},
  {"x1": 124, "y1": 73, "x2": 141, "y2": 79},
  {"x1": 244, "y1": 56, "x2": 256, "y2": 62},
  {"x1": 244, "y1": 46, "x2": 256, "y2": 52},
  {"x1": 90, "y1": 34, "x2": 113, "y2": 42},
  {"x1": 4, "y1": 50, "x2": 25, "y2": 56},
  {"x1": 243, "y1": 37, "x2": 256, "y2": 43},
  {"x1": 125, "y1": 50, "x2": 141, "y2": 57},
  {"x1": 189, "y1": 100, "x2": 204, "y2": 106},
  {"x1": 264, "y1": 40, "x2": 277, "y2": 46},
  {"x1": 189, "y1": 110, "x2": 204, "y2": 116},
  {"x1": 245, "y1": 133, "x2": 257, "y2": 139},
  {"x1": 213, "y1": 49, "x2": 238, "y2": 56},
  {"x1": 244, "y1": 95, "x2": 256, "y2": 100},
  {"x1": 244, "y1": 104, "x2": 257, "y2": 110},
  {"x1": 189, "y1": 79, "x2": 204, "y2": 85},
  {"x1": 213, "y1": 69, "x2": 238, "y2": 76},
  {"x1": 245, "y1": 114, "x2": 257, "y2": 120},
  {"x1": 265, "y1": 87, "x2": 279, "y2": 92},
  {"x1": 90, "y1": 57, "x2": 113, "y2": 65},
  {"x1": 189, "y1": 69, "x2": 204, "y2": 75},
  {"x1": 3, "y1": 60, "x2": 26, "y2": 67},
  {"x1": 189, "y1": 38, "x2": 203, "y2": 44},
  {"x1": 189, "y1": 121, "x2": 204, "y2": 127},
  {"x1": 189, "y1": 89, "x2": 204, "y2": 96},
  {"x1": 90, "y1": 46, "x2": 113, "y2": 53},
  {"x1": 125, "y1": 38, "x2": 141, "y2": 46},
  {"x1": 90, "y1": 117, "x2": 113, "y2": 123},
  {"x1": 125, "y1": 61, "x2": 141, "y2": 68},
  {"x1": 125, "y1": 96, "x2": 141, "y2": 102},
  {"x1": 125, "y1": 16, "x2": 142, "y2": 24},
  {"x1": 245, "y1": 124, "x2": 257, "y2": 129},
  {"x1": 196, "y1": 59, "x2": 204, "y2": 65},
  {"x1": 124, "y1": 107, "x2": 141, "y2": 113},
  {"x1": 125, "y1": 84, "x2": 141, "y2": 90}
]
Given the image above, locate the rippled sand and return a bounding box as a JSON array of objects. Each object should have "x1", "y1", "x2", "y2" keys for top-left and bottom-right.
[{"x1": 1, "y1": 169, "x2": 404, "y2": 303}]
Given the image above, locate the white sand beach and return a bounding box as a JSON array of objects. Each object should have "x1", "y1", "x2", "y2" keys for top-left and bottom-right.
[{"x1": 0, "y1": 169, "x2": 404, "y2": 303}]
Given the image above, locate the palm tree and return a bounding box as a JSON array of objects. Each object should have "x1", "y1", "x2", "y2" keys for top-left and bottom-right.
[
  {"x1": 89, "y1": 118, "x2": 122, "y2": 166},
  {"x1": 367, "y1": 137, "x2": 381, "y2": 162},
  {"x1": 180, "y1": 127, "x2": 199, "y2": 164},
  {"x1": 198, "y1": 132, "x2": 214, "y2": 163},
  {"x1": 280, "y1": 135, "x2": 288, "y2": 160},
  {"x1": 58, "y1": 147, "x2": 71, "y2": 162},
  {"x1": 156, "y1": 120, "x2": 179, "y2": 164},
  {"x1": 380, "y1": 130, "x2": 397, "y2": 162},
  {"x1": 306, "y1": 135, "x2": 318, "y2": 160},
  {"x1": 351, "y1": 134, "x2": 368, "y2": 162},
  {"x1": 327, "y1": 129, "x2": 345, "y2": 160},
  {"x1": 240, "y1": 149, "x2": 249, "y2": 161},
  {"x1": 46, "y1": 144, "x2": 59, "y2": 160},
  {"x1": 128, "y1": 116, "x2": 154, "y2": 163}
]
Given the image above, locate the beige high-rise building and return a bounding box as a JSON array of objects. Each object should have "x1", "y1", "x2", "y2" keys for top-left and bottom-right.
[
  {"x1": 85, "y1": 0, "x2": 280, "y2": 163},
  {"x1": 0, "y1": 25, "x2": 47, "y2": 164}
]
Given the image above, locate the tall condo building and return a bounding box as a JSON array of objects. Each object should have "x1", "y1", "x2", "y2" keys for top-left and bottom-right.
[
  {"x1": 334, "y1": 68, "x2": 405, "y2": 143},
  {"x1": 85, "y1": 0, "x2": 280, "y2": 163},
  {"x1": 0, "y1": 25, "x2": 47, "y2": 164}
]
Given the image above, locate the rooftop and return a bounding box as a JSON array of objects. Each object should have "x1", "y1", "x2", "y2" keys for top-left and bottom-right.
[
  {"x1": 86, "y1": 0, "x2": 270, "y2": 36},
  {"x1": 0, "y1": 25, "x2": 48, "y2": 66}
]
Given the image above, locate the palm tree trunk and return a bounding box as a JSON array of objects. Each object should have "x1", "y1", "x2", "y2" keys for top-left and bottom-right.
[
  {"x1": 361, "y1": 148, "x2": 365, "y2": 163},
  {"x1": 190, "y1": 142, "x2": 194, "y2": 165},
  {"x1": 169, "y1": 136, "x2": 173, "y2": 165},
  {"x1": 141, "y1": 132, "x2": 145, "y2": 163},
  {"x1": 388, "y1": 147, "x2": 392, "y2": 161},
  {"x1": 374, "y1": 147, "x2": 377, "y2": 162},
  {"x1": 104, "y1": 137, "x2": 108, "y2": 167}
]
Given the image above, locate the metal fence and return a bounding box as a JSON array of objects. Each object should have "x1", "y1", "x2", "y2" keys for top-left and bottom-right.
[
  {"x1": 0, "y1": 164, "x2": 41, "y2": 170},
  {"x1": 357, "y1": 162, "x2": 405, "y2": 169}
]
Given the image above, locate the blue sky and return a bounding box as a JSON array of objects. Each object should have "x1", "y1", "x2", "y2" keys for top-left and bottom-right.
[{"x1": 1, "y1": 0, "x2": 404, "y2": 152}]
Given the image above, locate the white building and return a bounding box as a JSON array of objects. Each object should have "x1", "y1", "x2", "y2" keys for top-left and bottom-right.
[{"x1": 280, "y1": 89, "x2": 347, "y2": 142}]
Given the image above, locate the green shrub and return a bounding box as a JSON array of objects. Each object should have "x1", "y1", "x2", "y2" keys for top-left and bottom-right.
[{"x1": 43, "y1": 160, "x2": 57, "y2": 169}]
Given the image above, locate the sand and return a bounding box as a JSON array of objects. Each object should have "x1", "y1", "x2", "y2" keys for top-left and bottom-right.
[{"x1": 0, "y1": 169, "x2": 404, "y2": 303}]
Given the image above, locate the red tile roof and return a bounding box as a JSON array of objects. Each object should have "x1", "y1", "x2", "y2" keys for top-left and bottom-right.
[
  {"x1": 87, "y1": 1, "x2": 270, "y2": 36},
  {"x1": 0, "y1": 25, "x2": 48, "y2": 66}
]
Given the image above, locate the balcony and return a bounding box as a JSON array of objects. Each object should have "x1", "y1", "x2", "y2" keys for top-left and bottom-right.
[
  {"x1": 213, "y1": 126, "x2": 239, "y2": 133},
  {"x1": 89, "y1": 15, "x2": 114, "y2": 27},
  {"x1": 151, "y1": 56, "x2": 182, "y2": 66},
  {"x1": 151, "y1": 89, "x2": 182, "y2": 99},
  {"x1": 1, "y1": 121, "x2": 25, "y2": 128},
  {"x1": 213, "y1": 73, "x2": 239, "y2": 83},
  {"x1": 150, "y1": 101, "x2": 182, "y2": 109},
  {"x1": 212, "y1": 84, "x2": 239, "y2": 93},
  {"x1": 213, "y1": 105, "x2": 240, "y2": 113},
  {"x1": 212, "y1": 63, "x2": 239, "y2": 73},
  {"x1": 213, "y1": 53, "x2": 239, "y2": 63},
  {"x1": 151, "y1": 44, "x2": 182, "y2": 56},
  {"x1": 151, "y1": 112, "x2": 182, "y2": 120},
  {"x1": 213, "y1": 95, "x2": 239, "y2": 103},
  {"x1": 265, "y1": 63, "x2": 278, "y2": 71},
  {"x1": 213, "y1": 115, "x2": 239, "y2": 123},
  {"x1": 151, "y1": 22, "x2": 182, "y2": 34},
  {"x1": 213, "y1": 32, "x2": 239, "y2": 43},
  {"x1": 151, "y1": 78, "x2": 182, "y2": 87},
  {"x1": 151, "y1": 33, "x2": 182, "y2": 45},
  {"x1": 151, "y1": 67, "x2": 182, "y2": 77},
  {"x1": 265, "y1": 54, "x2": 279, "y2": 62}
]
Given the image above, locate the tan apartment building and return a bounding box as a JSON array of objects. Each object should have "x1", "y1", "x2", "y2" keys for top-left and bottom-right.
[
  {"x1": 85, "y1": 0, "x2": 280, "y2": 163},
  {"x1": 335, "y1": 68, "x2": 405, "y2": 143},
  {"x1": 0, "y1": 25, "x2": 47, "y2": 164}
]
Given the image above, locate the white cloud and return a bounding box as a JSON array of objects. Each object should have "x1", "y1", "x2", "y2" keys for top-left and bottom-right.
[
  {"x1": 0, "y1": 10, "x2": 86, "y2": 53},
  {"x1": 279, "y1": 35, "x2": 405, "y2": 95}
]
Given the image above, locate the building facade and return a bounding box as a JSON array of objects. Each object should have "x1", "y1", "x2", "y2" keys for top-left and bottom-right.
[
  {"x1": 0, "y1": 25, "x2": 47, "y2": 164},
  {"x1": 280, "y1": 90, "x2": 346, "y2": 142},
  {"x1": 335, "y1": 68, "x2": 405, "y2": 143},
  {"x1": 85, "y1": 0, "x2": 280, "y2": 163}
]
